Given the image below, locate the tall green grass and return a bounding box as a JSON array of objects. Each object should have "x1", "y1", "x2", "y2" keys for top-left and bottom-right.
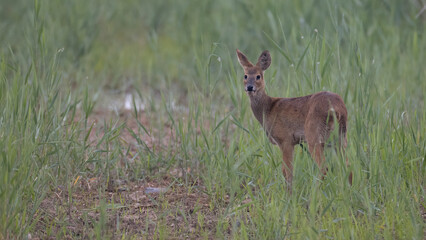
[{"x1": 0, "y1": 0, "x2": 424, "y2": 238}]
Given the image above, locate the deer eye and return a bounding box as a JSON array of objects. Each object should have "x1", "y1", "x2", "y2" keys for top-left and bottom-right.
[
  {"x1": 244, "y1": 75, "x2": 247, "y2": 79},
  {"x1": 256, "y1": 75, "x2": 261, "y2": 80}
]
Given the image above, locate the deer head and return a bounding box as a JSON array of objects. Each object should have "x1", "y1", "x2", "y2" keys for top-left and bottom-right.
[{"x1": 236, "y1": 49, "x2": 271, "y2": 96}]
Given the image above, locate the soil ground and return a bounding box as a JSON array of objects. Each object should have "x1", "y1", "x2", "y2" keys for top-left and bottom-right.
[{"x1": 31, "y1": 106, "x2": 222, "y2": 239}]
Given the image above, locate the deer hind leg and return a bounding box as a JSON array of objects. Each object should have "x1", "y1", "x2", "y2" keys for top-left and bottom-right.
[
  {"x1": 337, "y1": 132, "x2": 352, "y2": 184},
  {"x1": 338, "y1": 118, "x2": 352, "y2": 185},
  {"x1": 305, "y1": 121, "x2": 329, "y2": 177},
  {"x1": 280, "y1": 144, "x2": 295, "y2": 186},
  {"x1": 308, "y1": 141, "x2": 327, "y2": 177}
]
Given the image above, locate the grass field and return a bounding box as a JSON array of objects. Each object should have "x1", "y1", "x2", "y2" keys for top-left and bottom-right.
[{"x1": 0, "y1": 0, "x2": 425, "y2": 239}]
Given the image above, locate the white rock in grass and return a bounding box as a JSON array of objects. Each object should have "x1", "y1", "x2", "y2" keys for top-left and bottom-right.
[{"x1": 145, "y1": 187, "x2": 168, "y2": 194}]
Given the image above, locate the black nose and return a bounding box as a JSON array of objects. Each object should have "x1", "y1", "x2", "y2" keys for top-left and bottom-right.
[{"x1": 246, "y1": 85, "x2": 254, "y2": 92}]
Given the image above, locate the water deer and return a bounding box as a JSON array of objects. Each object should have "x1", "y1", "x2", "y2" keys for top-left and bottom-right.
[{"x1": 236, "y1": 49, "x2": 351, "y2": 187}]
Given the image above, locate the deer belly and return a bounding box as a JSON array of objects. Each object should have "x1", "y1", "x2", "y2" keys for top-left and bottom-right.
[{"x1": 264, "y1": 125, "x2": 305, "y2": 145}]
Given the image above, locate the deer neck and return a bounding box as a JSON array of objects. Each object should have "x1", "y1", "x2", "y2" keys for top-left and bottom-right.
[{"x1": 249, "y1": 89, "x2": 272, "y2": 125}]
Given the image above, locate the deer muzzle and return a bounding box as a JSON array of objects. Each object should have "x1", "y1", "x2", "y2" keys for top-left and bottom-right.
[{"x1": 246, "y1": 85, "x2": 255, "y2": 92}]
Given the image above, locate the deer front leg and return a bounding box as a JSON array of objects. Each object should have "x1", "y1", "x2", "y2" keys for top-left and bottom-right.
[
  {"x1": 280, "y1": 144, "x2": 295, "y2": 186},
  {"x1": 268, "y1": 136, "x2": 278, "y2": 145}
]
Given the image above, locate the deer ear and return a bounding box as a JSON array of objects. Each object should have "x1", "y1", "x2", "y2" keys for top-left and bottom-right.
[
  {"x1": 236, "y1": 49, "x2": 253, "y2": 69},
  {"x1": 256, "y1": 50, "x2": 271, "y2": 71}
]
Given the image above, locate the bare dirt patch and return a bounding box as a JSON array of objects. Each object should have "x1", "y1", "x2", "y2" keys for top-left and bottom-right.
[
  {"x1": 33, "y1": 176, "x2": 219, "y2": 239},
  {"x1": 31, "y1": 104, "x2": 222, "y2": 239}
]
